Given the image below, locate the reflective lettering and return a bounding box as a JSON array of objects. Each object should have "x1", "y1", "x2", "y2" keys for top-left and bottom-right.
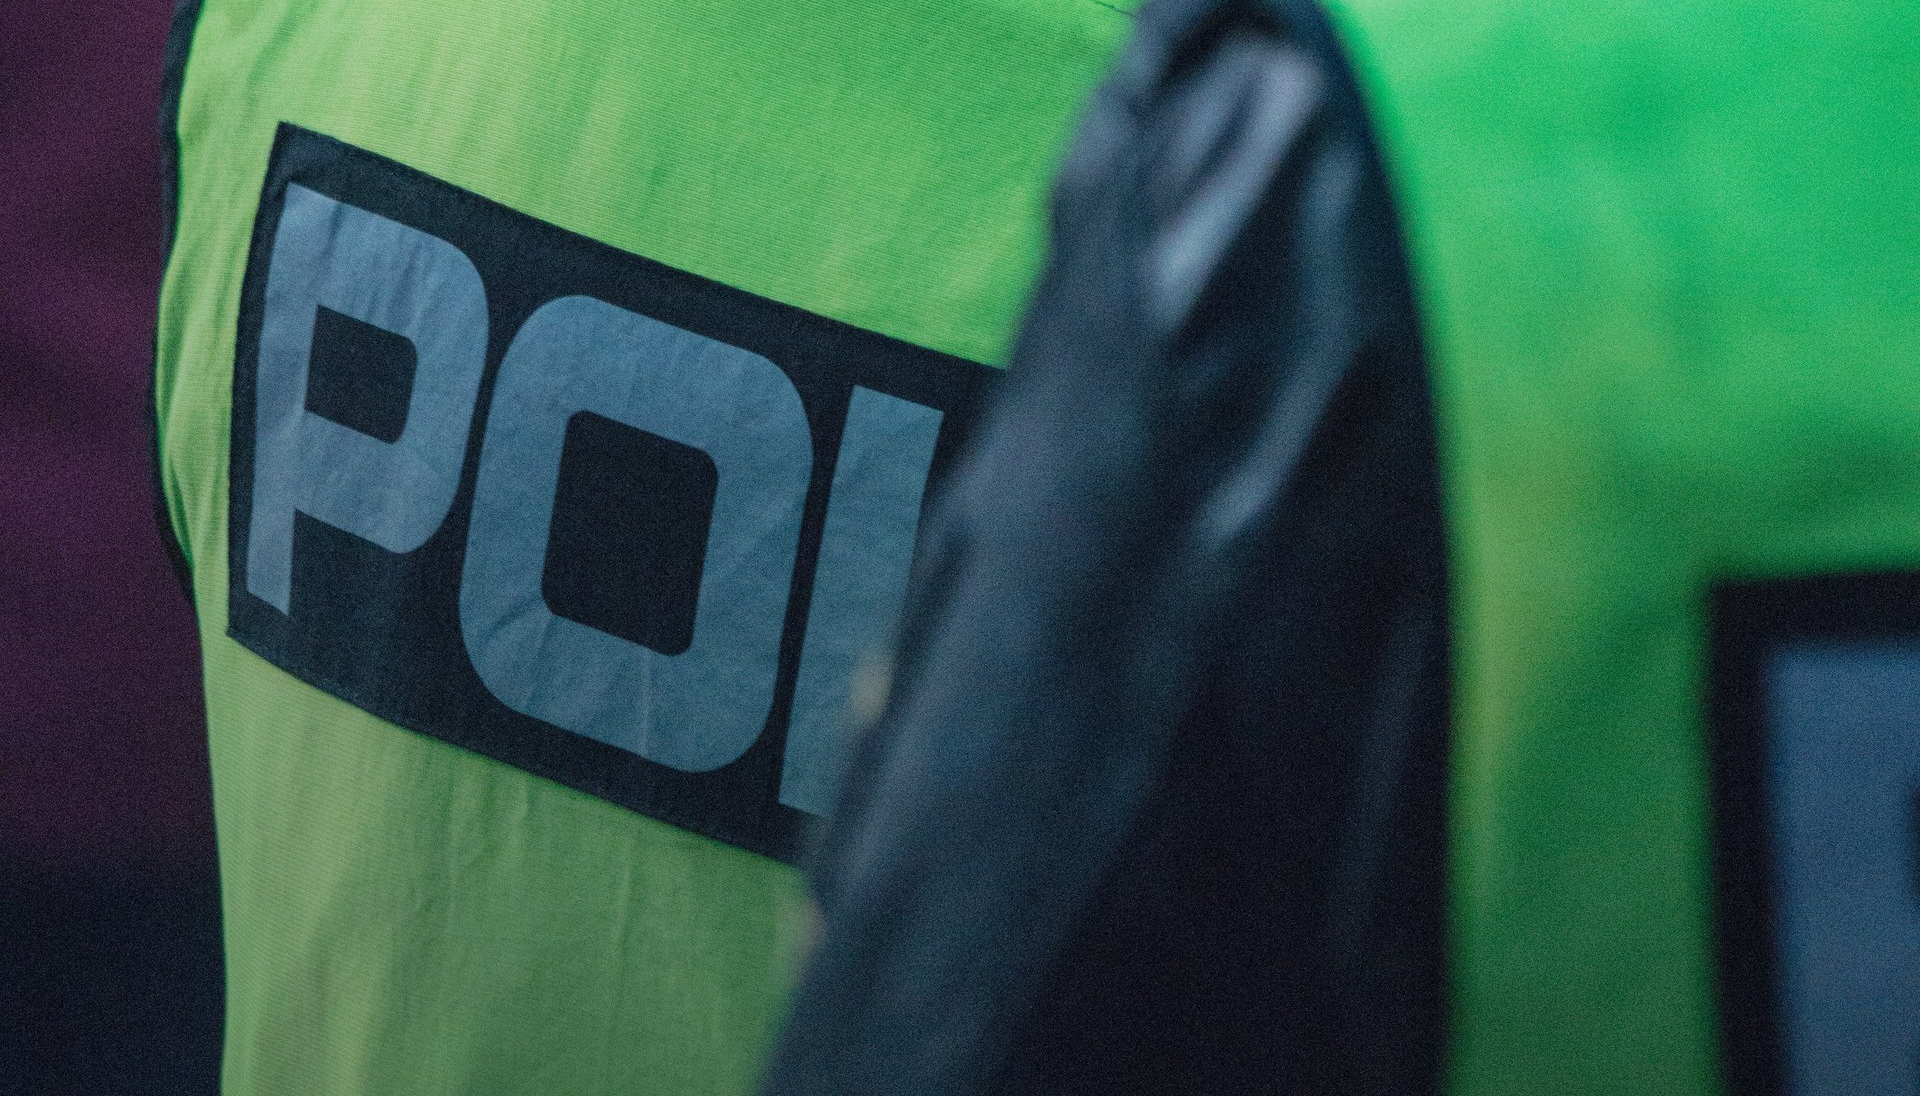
[
  {"x1": 459, "y1": 295, "x2": 813, "y2": 772},
  {"x1": 1769, "y1": 642, "x2": 1920, "y2": 1096},
  {"x1": 781, "y1": 387, "x2": 942, "y2": 813},
  {"x1": 248, "y1": 184, "x2": 488, "y2": 612}
]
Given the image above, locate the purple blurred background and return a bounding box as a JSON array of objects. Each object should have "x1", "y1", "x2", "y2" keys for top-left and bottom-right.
[{"x1": 1, "y1": 1, "x2": 225, "y2": 1092}]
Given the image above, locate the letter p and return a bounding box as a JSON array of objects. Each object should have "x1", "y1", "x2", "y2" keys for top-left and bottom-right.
[{"x1": 247, "y1": 184, "x2": 488, "y2": 613}]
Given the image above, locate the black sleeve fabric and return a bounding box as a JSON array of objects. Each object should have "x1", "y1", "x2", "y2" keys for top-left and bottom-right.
[{"x1": 760, "y1": 1, "x2": 1449, "y2": 1093}]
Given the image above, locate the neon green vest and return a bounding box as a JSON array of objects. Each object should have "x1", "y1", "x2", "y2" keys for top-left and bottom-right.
[
  {"x1": 153, "y1": 0, "x2": 1127, "y2": 1092},
  {"x1": 1321, "y1": 1, "x2": 1920, "y2": 1093}
]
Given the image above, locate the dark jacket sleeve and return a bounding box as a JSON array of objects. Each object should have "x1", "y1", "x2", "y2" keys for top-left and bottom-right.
[{"x1": 762, "y1": 1, "x2": 1449, "y2": 1093}]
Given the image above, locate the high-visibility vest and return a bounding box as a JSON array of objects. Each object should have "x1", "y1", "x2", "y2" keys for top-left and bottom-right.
[
  {"x1": 152, "y1": 0, "x2": 1128, "y2": 1091},
  {"x1": 1318, "y1": 0, "x2": 1920, "y2": 1092}
]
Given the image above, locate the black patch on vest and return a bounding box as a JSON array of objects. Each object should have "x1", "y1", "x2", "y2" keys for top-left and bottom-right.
[
  {"x1": 304, "y1": 306, "x2": 417, "y2": 444},
  {"x1": 227, "y1": 123, "x2": 994, "y2": 862},
  {"x1": 543, "y1": 412, "x2": 716, "y2": 657}
]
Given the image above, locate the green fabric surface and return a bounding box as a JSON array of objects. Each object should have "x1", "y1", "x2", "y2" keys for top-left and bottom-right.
[
  {"x1": 1320, "y1": 2, "x2": 1920, "y2": 1094},
  {"x1": 154, "y1": 1, "x2": 1129, "y2": 1093}
]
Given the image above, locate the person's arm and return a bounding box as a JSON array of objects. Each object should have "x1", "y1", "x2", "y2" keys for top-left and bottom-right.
[{"x1": 765, "y1": 1, "x2": 1448, "y2": 1091}]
